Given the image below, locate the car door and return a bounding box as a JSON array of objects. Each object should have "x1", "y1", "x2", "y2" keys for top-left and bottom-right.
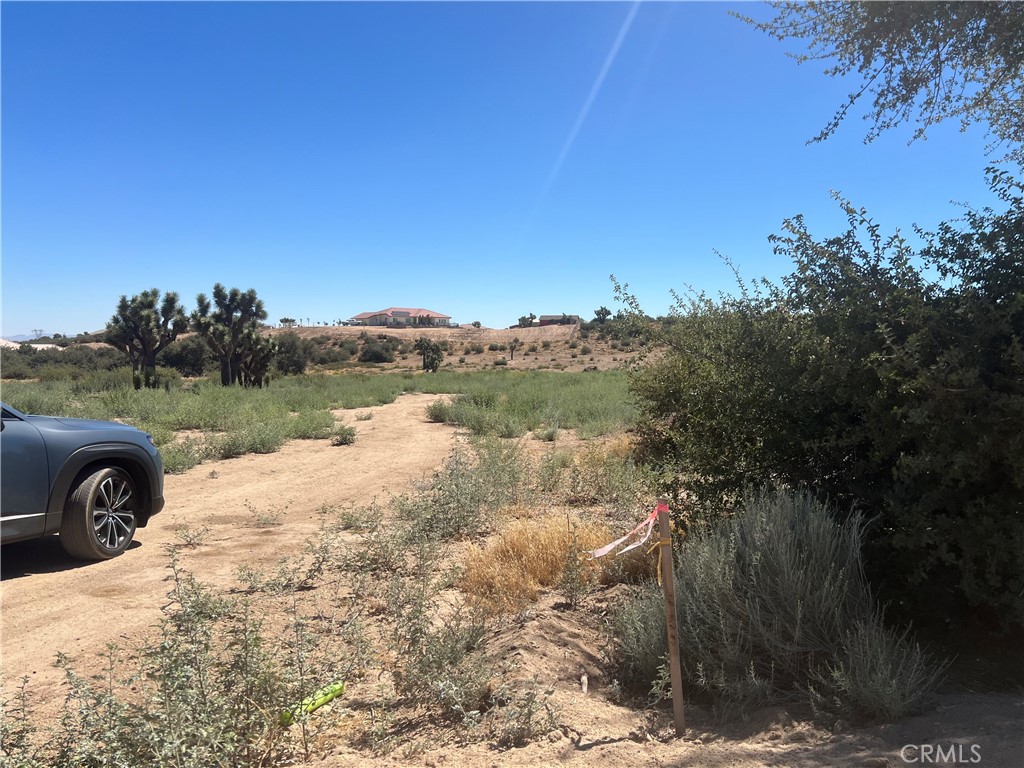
[{"x1": 1, "y1": 408, "x2": 51, "y2": 542}]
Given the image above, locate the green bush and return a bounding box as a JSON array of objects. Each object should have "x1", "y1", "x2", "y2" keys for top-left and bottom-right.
[
  {"x1": 626, "y1": 178, "x2": 1024, "y2": 624},
  {"x1": 287, "y1": 409, "x2": 336, "y2": 439},
  {"x1": 158, "y1": 336, "x2": 215, "y2": 377},
  {"x1": 331, "y1": 425, "x2": 357, "y2": 446},
  {"x1": 611, "y1": 489, "x2": 944, "y2": 722},
  {"x1": 214, "y1": 422, "x2": 287, "y2": 458},
  {"x1": 425, "y1": 399, "x2": 453, "y2": 423},
  {"x1": 358, "y1": 342, "x2": 395, "y2": 364},
  {"x1": 0, "y1": 558, "x2": 365, "y2": 767},
  {"x1": 275, "y1": 331, "x2": 315, "y2": 375}
]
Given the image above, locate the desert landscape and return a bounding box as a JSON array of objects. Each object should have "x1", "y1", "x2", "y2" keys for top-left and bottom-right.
[{"x1": 3, "y1": 392, "x2": 1022, "y2": 767}]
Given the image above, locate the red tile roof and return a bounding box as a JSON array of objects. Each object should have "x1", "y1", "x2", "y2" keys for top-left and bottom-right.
[{"x1": 351, "y1": 307, "x2": 451, "y2": 320}]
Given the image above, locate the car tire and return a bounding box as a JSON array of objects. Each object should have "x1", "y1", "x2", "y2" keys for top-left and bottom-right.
[{"x1": 60, "y1": 467, "x2": 138, "y2": 560}]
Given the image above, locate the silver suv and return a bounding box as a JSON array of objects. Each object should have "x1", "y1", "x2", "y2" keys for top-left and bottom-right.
[{"x1": 1, "y1": 403, "x2": 165, "y2": 559}]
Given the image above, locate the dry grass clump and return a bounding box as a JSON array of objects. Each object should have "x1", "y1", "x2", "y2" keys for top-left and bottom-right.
[{"x1": 460, "y1": 515, "x2": 654, "y2": 614}]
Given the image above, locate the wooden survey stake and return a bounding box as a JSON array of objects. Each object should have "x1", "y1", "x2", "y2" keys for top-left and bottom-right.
[{"x1": 657, "y1": 497, "x2": 686, "y2": 736}]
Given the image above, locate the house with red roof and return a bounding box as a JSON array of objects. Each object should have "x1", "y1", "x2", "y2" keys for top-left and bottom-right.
[{"x1": 350, "y1": 307, "x2": 452, "y2": 327}]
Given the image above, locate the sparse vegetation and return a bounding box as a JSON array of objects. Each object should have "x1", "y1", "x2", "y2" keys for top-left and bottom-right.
[{"x1": 610, "y1": 489, "x2": 946, "y2": 722}]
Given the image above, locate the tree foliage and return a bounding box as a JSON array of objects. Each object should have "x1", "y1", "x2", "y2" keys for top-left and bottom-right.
[
  {"x1": 157, "y1": 335, "x2": 216, "y2": 378},
  {"x1": 274, "y1": 331, "x2": 314, "y2": 375},
  {"x1": 191, "y1": 284, "x2": 271, "y2": 387},
  {"x1": 105, "y1": 289, "x2": 188, "y2": 389},
  {"x1": 740, "y1": 1, "x2": 1024, "y2": 163},
  {"x1": 518, "y1": 313, "x2": 537, "y2": 328},
  {"x1": 625, "y1": 173, "x2": 1024, "y2": 624}
]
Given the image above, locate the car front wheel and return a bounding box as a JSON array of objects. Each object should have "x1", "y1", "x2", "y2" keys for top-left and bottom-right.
[{"x1": 61, "y1": 467, "x2": 138, "y2": 560}]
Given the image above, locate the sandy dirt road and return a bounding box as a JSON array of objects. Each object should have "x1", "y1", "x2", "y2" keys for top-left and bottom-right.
[{"x1": 1, "y1": 393, "x2": 457, "y2": 713}]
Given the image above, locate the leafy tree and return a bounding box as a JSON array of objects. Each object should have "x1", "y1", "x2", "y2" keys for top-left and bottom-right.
[
  {"x1": 105, "y1": 289, "x2": 188, "y2": 389},
  {"x1": 624, "y1": 174, "x2": 1024, "y2": 624},
  {"x1": 279, "y1": 317, "x2": 296, "y2": 328},
  {"x1": 518, "y1": 313, "x2": 536, "y2": 328},
  {"x1": 413, "y1": 337, "x2": 444, "y2": 372},
  {"x1": 191, "y1": 284, "x2": 269, "y2": 386},
  {"x1": 594, "y1": 306, "x2": 612, "y2": 324},
  {"x1": 274, "y1": 331, "x2": 313, "y2": 375},
  {"x1": 157, "y1": 336, "x2": 215, "y2": 377},
  {"x1": 739, "y1": 1, "x2": 1024, "y2": 163}
]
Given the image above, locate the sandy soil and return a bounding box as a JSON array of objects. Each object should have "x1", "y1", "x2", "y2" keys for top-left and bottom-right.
[{"x1": 2, "y1": 393, "x2": 1022, "y2": 767}]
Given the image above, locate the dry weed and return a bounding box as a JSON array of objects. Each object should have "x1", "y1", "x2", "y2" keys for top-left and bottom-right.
[{"x1": 461, "y1": 516, "x2": 635, "y2": 615}]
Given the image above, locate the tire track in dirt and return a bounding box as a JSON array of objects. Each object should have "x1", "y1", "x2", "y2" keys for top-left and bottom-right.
[{"x1": 0, "y1": 393, "x2": 457, "y2": 713}]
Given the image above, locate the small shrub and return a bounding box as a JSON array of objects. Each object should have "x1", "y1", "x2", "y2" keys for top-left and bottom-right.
[
  {"x1": 533, "y1": 425, "x2": 558, "y2": 442},
  {"x1": 245, "y1": 498, "x2": 289, "y2": 527},
  {"x1": 331, "y1": 425, "x2": 357, "y2": 446},
  {"x1": 485, "y1": 680, "x2": 558, "y2": 748},
  {"x1": 611, "y1": 489, "x2": 945, "y2": 722},
  {"x1": 425, "y1": 399, "x2": 453, "y2": 423},
  {"x1": 173, "y1": 524, "x2": 211, "y2": 548},
  {"x1": 287, "y1": 410, "x2": 335, "y2": 439},
  {"x1": 162, "y1": 437, "x2": 213, "y2": 474},
  {"x1": 214, "y1": 423, "x2": 286, "y2": 458}
]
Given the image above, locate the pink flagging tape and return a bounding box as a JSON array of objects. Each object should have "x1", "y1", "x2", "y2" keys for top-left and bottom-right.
[{"x1": 587, "y1": 502, "x2": 669, "y2": 560}]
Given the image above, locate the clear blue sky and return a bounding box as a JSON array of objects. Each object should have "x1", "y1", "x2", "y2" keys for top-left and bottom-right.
[{"x1": 1, "y1": 1, "x2": 1002, "y2": 337}]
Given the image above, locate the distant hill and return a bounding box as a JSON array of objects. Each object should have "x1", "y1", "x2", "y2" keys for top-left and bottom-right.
[{"x1": 1, "y1": 333, "x2": 48, "y2": 342}]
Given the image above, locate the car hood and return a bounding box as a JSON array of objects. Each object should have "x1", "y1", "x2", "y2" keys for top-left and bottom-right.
[{"x1": 29, "y1": 415, "x2": 145, "y2": 434}]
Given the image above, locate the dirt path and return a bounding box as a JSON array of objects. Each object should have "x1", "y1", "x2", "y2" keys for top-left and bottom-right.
[
  {"x1": 1, "y1": 393, "x2": 457, "y2": 712},
  {"x1": 3, "y1": 391, "x2": 1022, "y2": 766}
]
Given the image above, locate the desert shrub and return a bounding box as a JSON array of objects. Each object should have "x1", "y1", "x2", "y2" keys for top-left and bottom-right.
[
  {"x1": 158, "y1": 336, "x2": 215, "y2": 377},
  {"x1": 161, "y1": 437, "x2": 215, "y2": 474},
  {"x1": 408, "y1": 440, "x2": 525, "y2": 541},
  {"x1": 580, "y1": 345, "x2": 592, "y2": 355},
  {"x1": 389, "y1": 590, "x2": 490, "y2": 721},
  {"x1": 493, "y1": 358, "x2": 507, "y2": 367},
  {"x1": 330, "y1": 425, "x2": 357, "y2": 446},
  {"x1": 625, "y1": 178, "x2": 1024, "y2": 624},
  {"x1": 358, "y1": 342, "x2": 394, "y2": 364},
  {"x1": 0, "y1": 559, "x2": 364, "y2": 767},
  {"x1": 275, "y1": 331, "x2": 316, "y2": 375},
  {"x1": 611, "y1": 489, "x2": 945, "y2": 722},
  {"x1": 533, "y1": 425, "x2": 558, "y2": 442},
  {"x1": 425, "y1": 399, "x2": 453, "y2": 423},
  {"x1": 286, "y1": 409, "x2": 336, "y2": 439},
  {"x1": 484, "y1": 680, "x2": 558, "y2": 748},
  {"x1": 214, "y1": 422, "x2": 287, "y2": 458}
]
